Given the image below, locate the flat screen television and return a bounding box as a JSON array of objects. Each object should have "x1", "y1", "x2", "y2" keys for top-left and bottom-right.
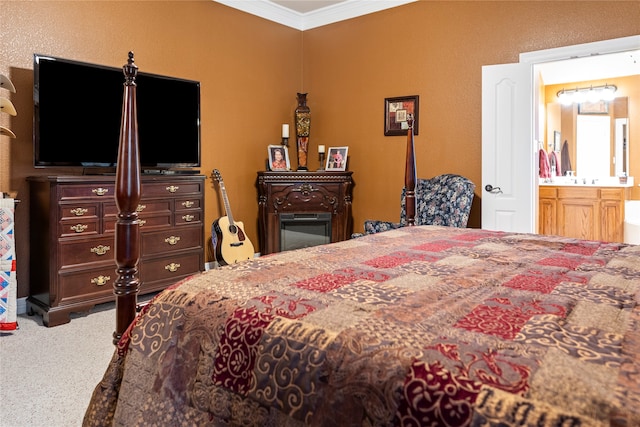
[{"x1": 34, "y1": 54, "x2": 201, "y2": 173}]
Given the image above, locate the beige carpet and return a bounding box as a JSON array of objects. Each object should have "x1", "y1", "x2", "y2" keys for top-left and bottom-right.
[{"x1": 0, "y1": 302, "x2": 118, "y2": 427}]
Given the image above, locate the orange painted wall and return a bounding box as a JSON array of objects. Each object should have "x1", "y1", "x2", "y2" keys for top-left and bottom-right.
[
  {"x1": 1, "y1": 1, "x2": 639, "y2": 299},
  {"x1": 302, "y1": 1, "x2": 640, "y2": 229},
  {"x1": 1, "y1": 1, "x2": 301, "y2": 298}
]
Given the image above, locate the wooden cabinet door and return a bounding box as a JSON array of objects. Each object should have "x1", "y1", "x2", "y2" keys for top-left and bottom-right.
[
  {"x1": 600, "y1": 188, "x2": 627, "y2": 243},
  {"x1": 601, "y1": 199, "x2": 623, "y2": 242},
  {"x1": 538, "y1": 187, "x2": 557, "y2": 236},
  {"x1": 557, "y1": 198, "x2": 599, "y2": 241},
  {"x1": 538, "y1": 198, "x2": 557, "y2": 235}
]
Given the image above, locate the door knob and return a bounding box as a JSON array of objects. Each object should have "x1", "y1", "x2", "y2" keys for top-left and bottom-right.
[{"x1": 484, "y1": 184, "x2": 503, "y2": 194}]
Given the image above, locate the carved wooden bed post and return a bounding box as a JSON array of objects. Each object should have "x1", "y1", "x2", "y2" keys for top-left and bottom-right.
[
  {"x1": 113, "y1": 52, "x2": 141, "y2": 344},
  {"x1": 404, "y1": 114, "x2": 417, "y2": 226}
]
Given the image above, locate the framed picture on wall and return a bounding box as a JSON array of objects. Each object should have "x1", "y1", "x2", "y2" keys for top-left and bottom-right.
[
  {"x1": 384, "y1": 95, "x2": 419, "y2": 136},
  {"x1": 268, "y1": 145, "x2": 290, "y2": 171},
  {"x1": 325, "y1": 146, "x2": 348, "y2": 171}
]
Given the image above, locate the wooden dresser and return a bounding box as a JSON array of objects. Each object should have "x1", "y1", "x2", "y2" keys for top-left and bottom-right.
[
  {"x1": 257, "y1": 171, "x2": 353, "y2": 255},
  {"x1": 27, "y1": 174, "x2": 205, "y2": 326}
]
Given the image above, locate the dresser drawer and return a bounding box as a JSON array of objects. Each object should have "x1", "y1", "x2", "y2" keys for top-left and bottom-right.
[
  {"x1": 60, "y1": 203, "x2": 99, "y2": 220},
  {"x1": 58, "y1": 184, "x2": 115, "y2": 200},
  {"x1": 141, "y1": 226, "x2": 203, "y2": 255},
  {"x1": 136, "y1": 199, "x2": 172, "y2": 215},
  {"x1": 140, "y1": 251, "x2": 202, "y2": 284},
  {"x1": 58, "y1": 266, "x2": 116, "y2": 302},
  {"x1": 143, "y1": 181, "x2": 203, "y2": 197},
  {"x1": 138, "y1": 213, "x2": 173, "y2": 229},
  {"x1": 59, "y1": 218, "x2": 100, "y2": 237},
  {"x1": 175, "y1": 197, "x2": 202, "y2": 211},
  {"x1": 104, "y1": 199, "x2": 172, "y2": 216},
  {"x1": 59, "y1": 237, "x2": 115, "y2": 268},
  {"x1": 175, "y1": 210, "x2": 202, "y2": 225},
  {"x1": 105, "y1": 213, "x2": 172, "y2": 233}
]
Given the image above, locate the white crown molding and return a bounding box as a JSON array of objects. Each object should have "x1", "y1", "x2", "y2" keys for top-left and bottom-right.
[
  {"x1": 214, "y1": 0, "x2": 417, "y2": 30},
  {"x1": 520, "y1": 35, "x2": 640, "y2": 64}
]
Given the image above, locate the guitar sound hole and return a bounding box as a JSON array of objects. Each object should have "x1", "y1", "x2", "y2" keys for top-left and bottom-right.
[{"x1": 228, "y1": 224, "x2": 238, "y2": 234}]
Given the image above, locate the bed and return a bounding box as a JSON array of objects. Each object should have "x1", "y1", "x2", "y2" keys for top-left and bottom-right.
[{"x1": 84, "y1": 54, "x2": 640, "y2": 426}]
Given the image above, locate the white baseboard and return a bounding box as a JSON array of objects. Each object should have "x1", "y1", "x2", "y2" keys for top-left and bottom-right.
[{"x1": 16, "y1": 297, "x2": 27, "y2": 315}]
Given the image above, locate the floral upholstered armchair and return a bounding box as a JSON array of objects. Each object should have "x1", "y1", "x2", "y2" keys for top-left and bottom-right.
[{"x1": 357, "y1": 174, "x2": 475, "y2": 236}]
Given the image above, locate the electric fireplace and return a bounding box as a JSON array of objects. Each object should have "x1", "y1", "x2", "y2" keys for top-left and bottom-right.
[{"x1": 256, "y1": 171, "x2": 354, "y2": 255}]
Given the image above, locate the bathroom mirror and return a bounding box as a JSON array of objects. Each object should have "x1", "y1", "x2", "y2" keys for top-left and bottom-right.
[{"x1": 553, "y1": 96, "x2": 629, "y2": 178}]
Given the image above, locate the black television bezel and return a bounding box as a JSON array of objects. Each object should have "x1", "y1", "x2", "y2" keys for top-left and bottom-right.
[{"x1": 33, "y1": 53, "x2": 202, "y2": 172}]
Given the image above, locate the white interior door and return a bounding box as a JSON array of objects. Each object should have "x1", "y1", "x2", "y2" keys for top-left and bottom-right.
[{"x1": 481, "y1": 62, "x2": 535, "y2": 232}]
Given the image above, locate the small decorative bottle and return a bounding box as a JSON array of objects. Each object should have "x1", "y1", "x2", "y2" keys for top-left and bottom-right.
[{"x1": 295, "y1": 93, "x2": 310, "y2": 171}]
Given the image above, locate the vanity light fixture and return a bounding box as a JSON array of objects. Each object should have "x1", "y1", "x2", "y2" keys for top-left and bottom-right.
[{"x1": 557, "y1": 84, "x2": 617, "y2": 105}]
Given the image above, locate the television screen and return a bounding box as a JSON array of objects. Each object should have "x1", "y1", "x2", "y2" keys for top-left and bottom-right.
[{"x1": 34, "y1": 54, "x2": 201, "y2": 171}]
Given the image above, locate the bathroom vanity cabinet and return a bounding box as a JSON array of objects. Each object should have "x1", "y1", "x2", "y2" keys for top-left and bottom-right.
[{"x1": 538, "y1": 186, "x2": 630, "y2": 243}]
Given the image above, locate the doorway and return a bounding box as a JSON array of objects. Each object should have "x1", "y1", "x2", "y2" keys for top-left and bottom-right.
[{"x1": 482, "y1": 35, "x2": 640, "y2": 233}]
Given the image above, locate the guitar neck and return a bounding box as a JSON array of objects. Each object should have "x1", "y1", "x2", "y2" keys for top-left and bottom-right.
[{"x1": 219, "y1": 181, "x2": 235, "y2": 225}]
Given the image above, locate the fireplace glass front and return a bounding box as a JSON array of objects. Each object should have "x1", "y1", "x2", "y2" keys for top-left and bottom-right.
[{"x1": 279, "y1": 213, "x2": 331, "y2": 252}]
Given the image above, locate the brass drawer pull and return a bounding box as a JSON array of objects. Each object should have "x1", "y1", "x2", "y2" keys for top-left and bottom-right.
[
  {"x1": 136, "y1": 204, "x2": 146, "y2": 212},
  {"x1": 138, "y1": 219, "x2": 146, "y2": 227},
  {"x1": 92, "y1": 187, "x2": 109, "y2": 196},
  {"x1": 70, "y1": 207, "x2": 88, "y2": 216},
  {"x1": 91, "y1": 275, "x2": 111, "y2": 286},
  {"x1": 165, "y1": 236, "x2": 181, "y2": 245},
  {"x1": 90, "y1": 245, "x2": 111, "y2": 255},
  {"x1": 70, "y1": 224, "x2": 88, "y2": 233},
  {"x1": 166, "y1": 185, "x2": 179, "y2": 193},
  {"x1": 182, "y1": 214, "x2": 195, "y2": 222},
  {"x1": 165, "y1": 263, "x2": 181, "y2": 272},
  {"x1": 182, "y1": 200, "x2": 194, "y2": 208}
]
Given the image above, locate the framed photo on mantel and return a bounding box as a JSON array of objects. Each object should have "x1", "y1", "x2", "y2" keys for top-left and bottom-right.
[
  {"x1": 384, "y1": 95, "x2": 419, "y2": 136},
  {"x1": 268, "y1": 145, "x2": 290, "y2": 171},
  {"x1": 325, "y1": 146, "x2": 348, "y2": 171}
]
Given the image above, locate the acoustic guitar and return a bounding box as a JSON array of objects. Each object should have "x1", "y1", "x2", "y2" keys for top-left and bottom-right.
[{"x1": 211, "y1": 169, "x2": 255, "y2": 265}]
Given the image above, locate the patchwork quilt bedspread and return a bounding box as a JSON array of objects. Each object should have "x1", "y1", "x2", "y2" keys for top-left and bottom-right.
[{"x1": 84, "y1": 225, "x2": 640, "y2": 426}]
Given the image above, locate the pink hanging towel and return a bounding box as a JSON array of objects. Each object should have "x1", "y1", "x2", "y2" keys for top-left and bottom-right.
[
  {"x1": 551, "y1": 151, "x2": 562, "y2": 176},
  {"x1": 539, "y1": 149, "x2": 551, "y2": 178},
  {"x1": 548, "y1": 151, "x2": 562, "y2": 176}
]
